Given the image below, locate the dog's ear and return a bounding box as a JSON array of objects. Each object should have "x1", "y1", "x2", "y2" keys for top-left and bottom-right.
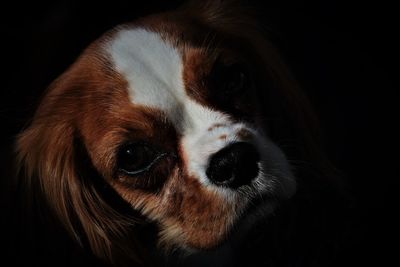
[{"x1": 15, "y1": 60, "x2": 146, "y2": 265}]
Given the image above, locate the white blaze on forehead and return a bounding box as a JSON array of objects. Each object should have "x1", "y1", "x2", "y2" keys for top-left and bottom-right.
[{"x1": 107, "y1": 28, "x2": 229, "y2": 133}]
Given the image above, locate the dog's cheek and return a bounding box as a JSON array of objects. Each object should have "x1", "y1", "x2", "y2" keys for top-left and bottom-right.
[{"x1": 109, "y1": 169, "x2": 245, "y2": 250}]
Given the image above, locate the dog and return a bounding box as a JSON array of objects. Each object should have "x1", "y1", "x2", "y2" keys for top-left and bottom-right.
[{"x1": 15, "y1": 1, "x2": 341, "y2": 266}]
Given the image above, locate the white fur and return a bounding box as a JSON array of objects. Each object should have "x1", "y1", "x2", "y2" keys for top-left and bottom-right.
[{"x1": 107, "y1": 27, "x2": 295, "y2": 198}]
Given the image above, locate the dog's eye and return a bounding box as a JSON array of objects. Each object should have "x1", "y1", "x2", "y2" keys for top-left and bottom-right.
[
  {"x1": 213, "y1": 63, "x2": 248, "y2": 97},
  {"x1": 117, "y1": 143, "x2": 166, "y2": 176},
  {"x1": 223, "y1": 64, "x2": 247, "y2": 95}
]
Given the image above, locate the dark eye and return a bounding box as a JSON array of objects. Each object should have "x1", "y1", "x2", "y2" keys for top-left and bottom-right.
[
  {"x1": 213, "y1": 63, "x2": 248, "y2": 97},
  {"x1": 223, "y1": 65, "x2": 247, "y2": 94},
  {"x1": 117, "y1": 142, "x2": 166, "y2": 176}
]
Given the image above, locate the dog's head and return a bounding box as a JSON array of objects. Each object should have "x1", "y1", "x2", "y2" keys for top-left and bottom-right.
[{"x1": 16, "y1": 1, "x2": 320, "y2": 265}]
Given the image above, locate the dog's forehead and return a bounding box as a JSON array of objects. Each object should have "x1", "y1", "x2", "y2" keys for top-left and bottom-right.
[
  {"x1": 108, "y1": 28, "x2": 185, "y2": 112},
  {"x1": 107, "y1": 27, "x2": 228, "y2": 133}
]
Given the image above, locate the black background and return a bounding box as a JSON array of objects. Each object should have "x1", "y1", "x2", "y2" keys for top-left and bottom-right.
[{"x1": 1, "y1": 0, "x2": 398, "y2": 266}]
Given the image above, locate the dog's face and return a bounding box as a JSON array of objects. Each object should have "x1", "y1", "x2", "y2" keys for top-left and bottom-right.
[
  {"x1": 99, "y1": 24, "x2": 295, "y2": 249},
  {"x1": 17, "y1": 2, "x2": 300, "y2": 262}
]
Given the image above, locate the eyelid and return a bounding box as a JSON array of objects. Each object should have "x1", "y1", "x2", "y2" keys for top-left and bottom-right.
[{"x1": 119, "y1": 152, "x2": 167, "y2": 176}]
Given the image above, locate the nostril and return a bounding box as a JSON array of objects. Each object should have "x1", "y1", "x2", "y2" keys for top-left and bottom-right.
[{"x1": 206, "y1": 142, "x2": 260, "y2": 188}]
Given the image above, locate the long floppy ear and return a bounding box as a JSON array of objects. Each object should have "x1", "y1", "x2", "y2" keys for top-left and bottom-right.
[{"x1": 15, "y1": 59, "x2": 146, "y2": 266}]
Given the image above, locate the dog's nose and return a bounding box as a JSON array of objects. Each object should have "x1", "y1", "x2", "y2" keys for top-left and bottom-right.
[{"x1": 206, "y1": 142, "x2": 260, "y2": 188}]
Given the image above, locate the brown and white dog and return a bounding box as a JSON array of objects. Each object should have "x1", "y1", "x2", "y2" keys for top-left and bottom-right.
[{"x1": 16, "y1": 1, "x2": 334, "y2": 266}]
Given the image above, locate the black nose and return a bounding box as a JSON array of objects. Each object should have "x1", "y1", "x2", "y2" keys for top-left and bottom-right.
[{"x1": 206, "y1": 142, "x2": 260, "y2": 188}]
